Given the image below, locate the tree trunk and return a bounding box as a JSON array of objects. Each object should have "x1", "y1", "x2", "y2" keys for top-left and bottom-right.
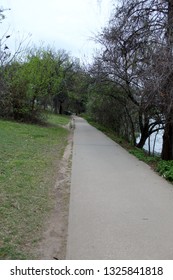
[
  {"x1": 168, "y1": 0, "x2": 173, "y2": 47},
  {"x1": 161, "y1": 119, "x2": 173, "y2": 160},
  {"x1": 31, "y1": 96, "x2": 36, "y2": 112},
  {"x1": 136, "y1": 131, "x2": 149, "y2": 148},
  {"x1": 125, "y1": 106, "x2": 136, "y2": 145},
  {"x1": 59, "y1": 102, "x2": 63, "y2": 114},
  {"x1": 161, "y1": 0, "x2": 173, "y2": 160},
  {"x1": 136, "y1": 118, "x2": 149, "y2": 148},
  {"x1": 53, "y1": 96, "x2": 58, "y2": 114},
  {"x1": 153, "y1": 130, "x2": 158, "y2": 156}
]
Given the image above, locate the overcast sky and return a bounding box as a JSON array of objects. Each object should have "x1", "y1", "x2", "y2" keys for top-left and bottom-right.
[{"x1": 1, "y1": 0, "x2": 114, "y2": 61}]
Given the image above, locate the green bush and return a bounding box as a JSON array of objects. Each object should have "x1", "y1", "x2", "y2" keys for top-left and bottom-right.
[
  {"x1": 129, "y1": 148, "x2": 158, "y2": 163},
  {"x1": 156, "y1": 161, "x2": 173, "y2": 182}
]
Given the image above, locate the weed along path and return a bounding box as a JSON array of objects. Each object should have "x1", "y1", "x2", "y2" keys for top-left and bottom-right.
[{"x1": 66, "y1": 117, "x2": 173, "y2": 260}]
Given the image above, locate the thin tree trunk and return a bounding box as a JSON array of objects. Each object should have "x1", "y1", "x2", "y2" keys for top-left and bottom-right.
[
  {"x1": 59, "y1": 102, "x2": 63, "y2": 114},
  {"x1": 161, "y1": 0, "x2": 173, "y2": 160},
  {"x1": 161, "y1": 119, "x2": 173, "y2": 160},
  {"x1": 153, "y1": 130, "x2": 158, "y2": 156}
]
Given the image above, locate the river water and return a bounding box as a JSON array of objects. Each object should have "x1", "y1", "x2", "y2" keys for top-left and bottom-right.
[{"x1": 137, "y1": 129, "x2": 163, "y2": 155}]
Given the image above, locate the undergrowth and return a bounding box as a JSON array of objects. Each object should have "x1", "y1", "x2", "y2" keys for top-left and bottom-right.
[
  {"x1": 129, "y1": 148, "x2": 160, "y2": 164},
  {"x1": 156, "y1": 161, "x2": 173, "y2": 182}
]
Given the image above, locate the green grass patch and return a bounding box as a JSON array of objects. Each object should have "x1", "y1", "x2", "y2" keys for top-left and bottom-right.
[
  {"x1": 156, "y1": 161, "x2": 173, "y2": 182},
  {"x1": 46, "y1": 113, "x2": 70, "y2": 126},
  {"x1": 129, "y1": 148, "x2": 160, "y2": 164},
  {"x1": 0, "y1": 114, "x2": 69, "y2": 259}
]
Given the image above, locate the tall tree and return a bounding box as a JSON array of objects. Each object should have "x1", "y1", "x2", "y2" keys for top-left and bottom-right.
[
  {"x1": 91, "y1": 0, "x2": 173, "y2": 154},
  {"x1": 161, "y1": 0, "x2": 173, "y2": 160},
  {"x1": 93, "y1": 0, "x2": 166, "y2": 147},
  {"x1": 0, "y1": 7, "x2": 12, "y2": 118}
]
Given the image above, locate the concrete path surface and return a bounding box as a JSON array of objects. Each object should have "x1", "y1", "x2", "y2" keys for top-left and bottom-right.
[{"x1": 66, "y1": 117, "x2": 173, "y2": 259}]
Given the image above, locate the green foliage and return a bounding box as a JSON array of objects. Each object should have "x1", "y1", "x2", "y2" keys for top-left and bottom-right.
[
  {"x1": 156, "y1": 161, "x2": 173, "y2": 182},
  {"x1": 129, "y1": 149, "x2": 173, "y2": 183},
  {"x1": 0, "y1": 115, "x2": 69, "y2": 259},
  {"x1": 86, "y1": 77, "x2": 138, "y2": 143},
  {"x1": 68, "y1": 68, "x2": 89, "y2": 114},
  {"x1": 129, "y1": 148, "x2": 159, "y2": 164},
  {"x1": 0, "y1": 46, "x2": 88, "y2": 123}
]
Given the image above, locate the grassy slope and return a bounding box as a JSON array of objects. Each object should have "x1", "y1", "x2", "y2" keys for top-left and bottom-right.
[{"x1": 0, "y1": 115, "x2": 70, "y2": 259}]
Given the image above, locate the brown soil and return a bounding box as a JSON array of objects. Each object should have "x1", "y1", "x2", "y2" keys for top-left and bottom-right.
[{"x1": 35, "y1": 132, "x2": 73, "y2": 260}]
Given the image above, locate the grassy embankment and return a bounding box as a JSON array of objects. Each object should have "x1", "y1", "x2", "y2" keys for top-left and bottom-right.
[
  {"x1": 83, "y1": 115, "x2": 173, "y2": 183},
  {"x1": 0, "y1": 114, "x2": 70, "y2": 259}
]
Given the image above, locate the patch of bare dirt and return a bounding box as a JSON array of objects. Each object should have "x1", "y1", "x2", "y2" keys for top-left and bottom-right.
[{"x1": 35, "y1": 132, "x2": 73, "y2": 260}]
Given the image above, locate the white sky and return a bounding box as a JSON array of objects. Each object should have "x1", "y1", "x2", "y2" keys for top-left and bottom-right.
[{"x1": 0, "y1": 0, "x2": 114, "y2": 61}]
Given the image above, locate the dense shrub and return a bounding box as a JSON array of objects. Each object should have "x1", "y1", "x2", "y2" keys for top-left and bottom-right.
[{"x1": 156, "y1": 161, "x2": 173, "y2": 182}]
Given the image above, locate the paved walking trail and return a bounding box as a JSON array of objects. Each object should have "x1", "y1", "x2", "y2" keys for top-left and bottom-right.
[{"x1": 66, "y1": 117, "x2": 173, "y2": 259}]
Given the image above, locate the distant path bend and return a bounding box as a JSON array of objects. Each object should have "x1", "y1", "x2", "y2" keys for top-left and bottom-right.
[{"x1": 66, "y1": 117, "x2": 173, "y2": 260}]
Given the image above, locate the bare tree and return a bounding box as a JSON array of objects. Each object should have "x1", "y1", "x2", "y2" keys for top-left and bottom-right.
[{"x1": 93, "y1": 0, "x2": 167, "y2": 146}]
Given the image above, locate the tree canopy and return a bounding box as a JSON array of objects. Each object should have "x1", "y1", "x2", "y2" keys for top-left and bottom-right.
[
  {"x1": 1, "y1": 0, "x2": 173, "y2": 160},
  {"x1": 87, "y1": 0, "x2": 173, "y2": 160}
]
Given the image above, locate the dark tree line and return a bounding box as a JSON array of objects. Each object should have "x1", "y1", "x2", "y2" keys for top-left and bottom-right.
[
  {"x1": 0, "y1": 8, "x2": 89, "y2": 122},
  {"x1": 0, "y1": 46, "x2": 88, "y2": 122},
  {"x1": 86, "y1": 0, "x2": 173, "y2": 160}
]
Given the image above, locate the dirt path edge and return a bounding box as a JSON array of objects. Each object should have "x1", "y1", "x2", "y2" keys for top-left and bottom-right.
[{"x1": 35, "y1": 131, "x2": 73, "y2": 260}]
